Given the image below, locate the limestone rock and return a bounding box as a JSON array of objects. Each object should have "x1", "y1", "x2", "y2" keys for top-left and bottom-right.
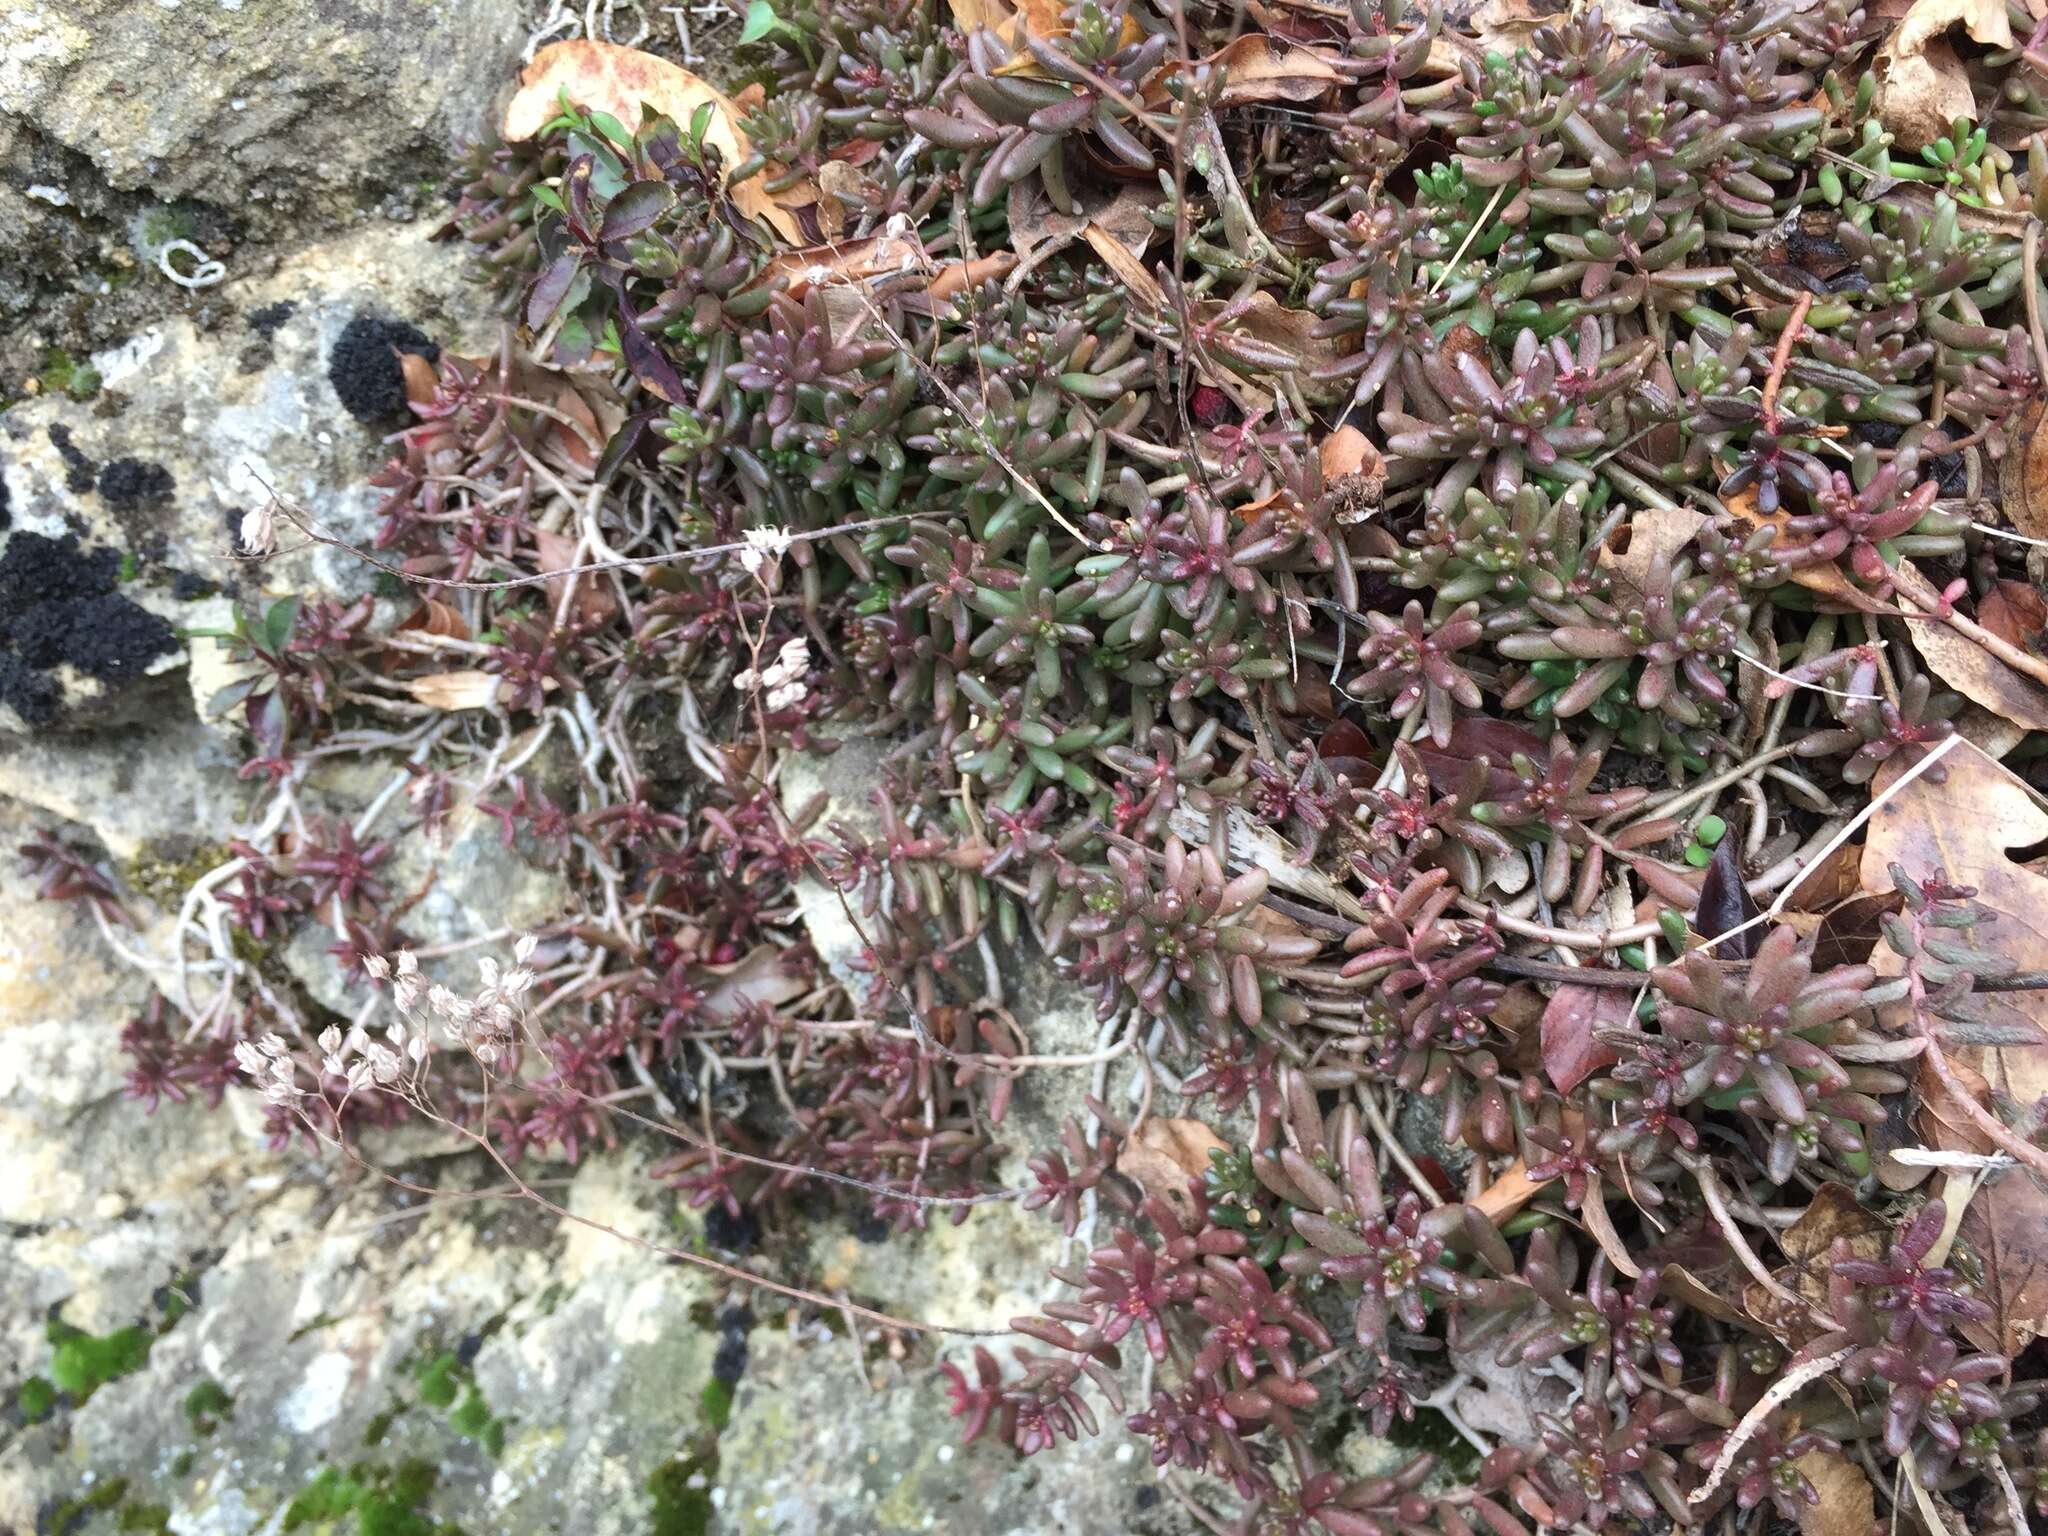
[
  {"x1": 0, "y1": 716, "x2": 242, "y2": 860},
  {"x1": 1, "y1": 0, "x2": 524, "y2": 229}
]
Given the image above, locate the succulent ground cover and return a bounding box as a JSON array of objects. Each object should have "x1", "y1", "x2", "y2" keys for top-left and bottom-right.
[{"x1": 30, "y1": 0, "x2": 2048, "y2": 1529}]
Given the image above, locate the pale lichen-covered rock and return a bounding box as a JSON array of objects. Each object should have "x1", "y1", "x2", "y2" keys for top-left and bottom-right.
[
  {"x1": 718, "y1": 1323, "x2": 1193, "y2": 1536},
  {"x1": 0, "y1": 716, "x2": 242, "y2": 860},
  {"x1": 0, "y1": 799, "x2": 270, "y2": 1360}
]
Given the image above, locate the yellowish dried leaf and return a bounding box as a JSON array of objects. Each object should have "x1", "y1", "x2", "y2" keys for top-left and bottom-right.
[
  {"x1": 1083, "y1": 222, "x2": 1166, "y2": 312},
  {"x1": 407, "y1": 670, "x2": 502, "y2": 711}
]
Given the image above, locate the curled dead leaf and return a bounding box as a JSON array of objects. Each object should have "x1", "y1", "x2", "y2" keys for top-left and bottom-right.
[
  {"x1": 1877, "y1": 36, "x2": 1977, "y2": 151},
  {"x1": 1083, "y1": 222, "x2": 1167, "y2": 312},
  {"x1": 398, "y1": 598, "x2": 471, "y2": 644},
  {"x1": 406, "y1": 670, "x2": 502, "y2": 711},
  {"x1": 1791, "y1": 1449, "x2": 1874, "y2": 1536},
  {"x1": 1117, "y1": 1117, "x2": 1230, "y2": 1218},
  {"x1": 502, "y1": 41, "x2": 806, "y2": 242}
]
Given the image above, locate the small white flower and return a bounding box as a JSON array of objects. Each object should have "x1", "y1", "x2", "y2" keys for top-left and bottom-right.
[
  {"x1": 738, "y1": 526, "x2": 795, "y2": 585},
  {"x1": 257, "y1": 1032, "x2": 289, "y2": 1059},
  {"x1": 395, "y1": 951, "x2": 419, "y2": 976},
  {"x1": 478, "y1": 957, "x2": 501, "y2": 988},
  {"x1": 737, "y1": 635, "x2": 812, "y2": 710},
  {"x1": 514, "y1": 935, "x2": 538, "y2": 964},
  {"x1": 363, "y1": 954, "x2": 391, "y2": 980},
  {"x1": 233, "y1": 1040, "x2": 269, "y2": 1076},
  {"x1": 318, "y1": 1025, "x2": 343, "y2": 1055},
  {"x1": 345, "y1": 1060, "x2": 374, "y2": 1092}
]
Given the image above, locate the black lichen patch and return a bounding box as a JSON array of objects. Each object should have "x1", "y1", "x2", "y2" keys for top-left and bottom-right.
[
  {"x1": 700, "y1": 1202, "x2": 758, "y2": 1255},
  {"x1": 1, "y1": 461, "x2": 11, "y2": 531},
  {"x1": 47, "y1": 424, "x2": 97, "y2": 495},
  {"x1": 248, "y1": 301, "x2": 296, "y2": 340},
  {"x1": 97, "y1": 458, "x2": 175, "y2": 510},
  {"x1": 328, "y1": 315, "x2": 438, "y2": 426},
  {"x1": 710, "y1": 1307, "x2": 752, "y2": 1387},
  {"x1": 0, "y1": 531, "x2": 177, "y2": 725}
]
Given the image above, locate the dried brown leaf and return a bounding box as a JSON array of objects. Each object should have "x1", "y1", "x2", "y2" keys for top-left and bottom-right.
[
  {"x1": 698, "y1": 945, "x2": 809, "y2": 1016},
  {"x1": 1083, "y1": 222, "x2": 1166, "y2": 312},
  {"x1": 1742, "y1": 1182, "x2": 1886, "y2": 1329},
  {"x1": 502, "y1": 42, "x2": 805, "y2": 241},
  {"x1": 1118, "y1": 1117, "x2": 1230, "y2": 1218},
  {"x1": 1723, "y1": 489, "x2": 1884, "y2": 610},
  {"x1": 399, "y1": 351, "x2": 439, "y2": 409},
  {"x1": 1999, "y1": 398, "x2": 2048, "y2": 541},
  {"x1": 1977, "y1": 580, "x2": 2048, "y2": 651},
  {"x1": 1145, "y1": 34, "x2": 1345, "y2": 108},
  {"x1": 1597, "y1": 505, "x2": 1707, "y2": 597},
  {"x1": 1863, "y1": 742, "x2": 2048, "y2": 1353},
  {"x1": 1891, "y1": 0, "x2": 2014, "y2": 53},
  {"x1": 1792, "y1": 1449, "x2": 1874, "y2": 1536},
  {"x1": 1908, "y1": 611, "x2": 2048, "y2": 730},
  {"x1": 535, "y1": 527, "x2": 621, "y2": 630},
  {"x1": 1008, "y1": 180, "x2": 1153, "y2": 270}
]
